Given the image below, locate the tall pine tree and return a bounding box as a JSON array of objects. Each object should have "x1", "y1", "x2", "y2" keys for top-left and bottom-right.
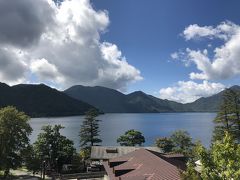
[
  {"x1": 79, "y1": 109, "x2": 102, "y2": 149},
  {"x1": 213, "y1": 88, "x2": 240, "y2": 141}
]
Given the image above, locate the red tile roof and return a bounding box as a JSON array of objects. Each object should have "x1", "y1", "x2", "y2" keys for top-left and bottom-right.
[{"x1": 103, "y1": 148, "x2": 186, "y2": 180}]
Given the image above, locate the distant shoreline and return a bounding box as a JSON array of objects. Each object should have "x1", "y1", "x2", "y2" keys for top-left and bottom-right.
[{"x1": 30, "y1": 111, "x2": 217, "y2": 119}]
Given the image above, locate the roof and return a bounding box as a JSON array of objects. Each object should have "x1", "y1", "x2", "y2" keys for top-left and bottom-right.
[
  {"x1": 90, "y1": 146, "x2": 163, "y2": 160},
  {"x1": 103, "y1": 148, "x2": 186, "y2": 180}
]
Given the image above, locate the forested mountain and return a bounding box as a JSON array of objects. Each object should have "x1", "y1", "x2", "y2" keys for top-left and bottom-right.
[
  {"x1": 64, "y1": 85, "x2": 127, "y2": 112},
  {"x1": 65, "y1": 85, "x2": 240, "y2": 113},
  {"x1": 0, "y1": 82, "x2": 239, "y2": 116},
  {"x1": 0, "y1": 83, "x2": 95, "y2": 117},
  {"x1": 65, "y1": 85, "x2": 177, "y2": 113},
  {"x1": 185, "y1": 85, "x2": 240, "y2": 112}
]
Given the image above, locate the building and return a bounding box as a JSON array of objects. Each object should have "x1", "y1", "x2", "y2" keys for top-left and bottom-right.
[
  {"x1": 90, "y1": 146, "x2": 163, "y2": 162},
  {"x1": 91, "y1": 147, "x2": 186, "y2": 180}
]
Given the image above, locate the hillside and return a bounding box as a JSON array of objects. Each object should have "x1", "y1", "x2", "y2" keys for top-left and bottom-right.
[
  {"x1": 0, "y1": 83, "x2": 95, "y2": 117},
  {"x1": 64, "y1": 84, "x2": 240, "y2": 113},
  {"x1": 64, "y1": 85, "x2": 128, "y2": 112},
  {"x1": 125, "y1": 91, "x2": 183, "y2": 112},
  {"x1": 185, "y1": 85, "x2": 240, "y2": 112},
  {"x1": 1, "y1": 82, "x2": 238, "y2": 115},
  {"x1": 64, "y1": 85, "x2": 190, "y2": 113}
]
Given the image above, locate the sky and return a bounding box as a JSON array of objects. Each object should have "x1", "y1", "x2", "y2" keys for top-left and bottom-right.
[{"x1": 0, "y1": 0, "x2": 240, "y2": 103}]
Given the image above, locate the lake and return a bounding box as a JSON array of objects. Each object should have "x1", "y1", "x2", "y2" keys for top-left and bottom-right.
[{"x1": 29, "y1": 113, "x2": 216, "y2": 149}]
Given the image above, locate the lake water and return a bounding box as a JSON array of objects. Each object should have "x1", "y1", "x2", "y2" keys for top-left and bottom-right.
[{"x1": 29, "y1": 113, "x2": 216, "y2": 149}]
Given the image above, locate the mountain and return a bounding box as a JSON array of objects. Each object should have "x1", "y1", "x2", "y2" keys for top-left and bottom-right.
[
  {"x1": 64, "y1": 84, "x2": 240, "y2": 113},
  {"x1": 64, "y1": 85, "x2": 190, "y2": 113},
  {"x1": 148, "y1": 95, "x2": 192, "y2": 112},
  {"x1": 63, "y1": 85, "x2": 127, "y2": 112},
  {"x1": 1, "y1": 82, "x2": 238, "y2": 116},
  {"x1": 125, "y1": 91, "x2": 188, "y2": 112},
  {"x1": 0, "y1": 83, "x2": 95, "y2": 117},
  {"x1": 185, "y1": 85, "x2": 240, "y2": 112}
]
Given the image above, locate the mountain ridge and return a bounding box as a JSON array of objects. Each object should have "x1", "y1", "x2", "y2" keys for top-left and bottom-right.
[
  {"x1": 64, "y1": 84, "x2": 240, "y2": 113},
  {"x1": 0, "y1": 83, "x2": 96, "y2": 117},
  {"x1": 0, "y1": 82, "x2": 239, "y2": 116}
]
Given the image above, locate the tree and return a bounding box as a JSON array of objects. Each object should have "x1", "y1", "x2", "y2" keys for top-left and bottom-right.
[
  {"x1": 213, "y1": 88, "x2": 240, "y2": 141},
  {"x1": 186, "y1": 132, "x2": 240, "y2": 180},
  {"x1": 79, "y1": 148, "x2": 90, "y2": 161},
  {"x1": 181, "y1": 161, "x2": 201, "y2": 180},
  {"x1": 117, "y1": 129, "x2": 145, "y2": 146},
  {"x1": 181, "y1": 141, "x2": 203, "y2": 180},
  {"x1": 0, "y1": 106, "x2": 32, "y2": 178},
  {"x1": 23, "y1": 145, "x2": 41, "y2": 175},
  {"x1": 170, "y1": 130, "x2": 194, "y2": 155},
  {"x1": 155, "y1": 137, "x2": 174, "y2": 153},
  {"x1": 79, "y1": 109, "x2": 102, "y2": 149},
  {"x1": 79, "y1": 148, "x2": 90, "y2": 169},
  {"x1": 33, "y1": 125, "x2": 76, "y2": 173}
]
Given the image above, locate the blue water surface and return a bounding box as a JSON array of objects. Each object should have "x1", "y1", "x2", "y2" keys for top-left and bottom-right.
[{"x1": 30, "y1": 113, "x2": 216, "y2": 149}]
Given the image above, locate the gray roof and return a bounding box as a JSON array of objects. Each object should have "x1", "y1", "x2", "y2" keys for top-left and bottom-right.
[{"x1": 90, "y1": 146, "x2": 163, "y2": 160}]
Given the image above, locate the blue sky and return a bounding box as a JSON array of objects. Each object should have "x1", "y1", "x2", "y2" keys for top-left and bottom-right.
[
  {"x1": 0, "y1": 0, "x2": 240, "y2": 103},
  {"x1": 91, "y1": 0, "x2": 240, "y2": 95}
]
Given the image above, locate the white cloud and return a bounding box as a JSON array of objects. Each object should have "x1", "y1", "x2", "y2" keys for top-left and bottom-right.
[
  {"x1": 170, "y1": 52, "x2": 179, "y2": 59},
  {"x1": 30, "y1": 58, "x2": 64, "y2": 84},
  {"x1": 0, "y1": 0, "x2": 142, "y2": 90},
  {"x1": 166, "y1": 22, "x2": 239, "y2": 103},
  {"x1": 183, "y1": 21, "x2": 238, "y2": 41},
  {"x1": 0, "y1": 47, "x2": 27, "y2": 85},
  {"x1": 174, "y1": 21, "x2": 240, "y2": 81},
  {"x1": 159, "y1": 80, "x2": 225, "y2": 103},
  {"x1": 183, "y1": 24, "x2": 217, "y2": 40},
  {"x1": 98, "y1": 42, "x2": 143, "y2": 90}
]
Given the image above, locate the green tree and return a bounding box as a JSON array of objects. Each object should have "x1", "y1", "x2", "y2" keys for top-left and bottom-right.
[
  {"x1": 79, "y1": 109, "x2": 102, "y2": 149},
  {"x1": 181, "y1": 161, "x2": 201, "y2": 180},
  {"x1": 155, "y1": 137, "x2": 174, "y2": 153},
  {"x1": 33, "y1": 125, "x2": 76, "y2": 172},
  {"x1": 213, "y1": 89, "x2": 240, "y2": 141},
  {"x1": 194, "y1": 132, "x2": 240, "y2": 180},
  {"x1": 23, "y1": 145, "x2": 41, "y2": 175},
  {"x1": 181, "y1": 141, "x2": 203, "y2": 180},
  {"x1": 79, "y1": 148, "x2": 90, "y2": 161},
  {"x1": 117, "y1": 129, "x2": 145, "y2": 146},
  {"x1": 0, "y1": 106, "x2": 32, "y2": 178},
  {"x1": 79, "y1": 148, "x2": 90, "y2": 169},
  {"x1": 170, "y1": 130, "x2": 194, "y2": 155}
]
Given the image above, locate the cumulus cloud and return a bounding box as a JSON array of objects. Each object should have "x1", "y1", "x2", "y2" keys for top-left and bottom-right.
[
  {"x1": 98, "y1": 42, "x2": 143, "y2": 89},
  {"x1": 0, "y1": 0, "x2": 142, "y2": 90},
  {"x1": 0, "y1": 48, "x2": 27, "y2": 85},
  {"x1": 0, "y1": 0, "x2": 54, "y2": 47},
  {"x1": 183, "y1": 21, "x2": 238, "y2": 41},
  {"x1": 173, "y1": 21, "x2": 240, "y2": 81},
  {"x1": 30, "y1": 58, "x2": 64, "y2": 84},
  {"x1": 159, "y1": 80, "x2": 225, "y2": 103},
  {"x1": 183, "y1": 24, "x2": 217, "y2": 40}
]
